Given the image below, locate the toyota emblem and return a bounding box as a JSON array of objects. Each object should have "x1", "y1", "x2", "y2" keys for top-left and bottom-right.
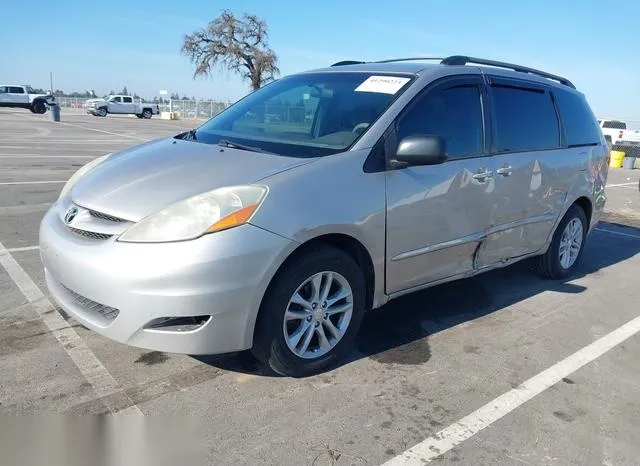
[{"x1": 64, "y1": 206, "x2": 78, "y2": 224}]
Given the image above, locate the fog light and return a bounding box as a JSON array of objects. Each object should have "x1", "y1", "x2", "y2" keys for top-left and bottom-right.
[{"x1": 144, "y1": 315, "x2": 210, "y2": 332}]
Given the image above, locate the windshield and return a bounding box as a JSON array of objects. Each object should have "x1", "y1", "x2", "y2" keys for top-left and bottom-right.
[{"x1": 190, "y1": 72, "x2": 414, "y2": 157}]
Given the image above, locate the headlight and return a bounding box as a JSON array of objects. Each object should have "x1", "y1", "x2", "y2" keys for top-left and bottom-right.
[
  {"x1": 58, "y1": 153, "x2": 111, "y2": 200},
  {"x1": 117, "y1": 185, "x2": 268, "y2": 243}
]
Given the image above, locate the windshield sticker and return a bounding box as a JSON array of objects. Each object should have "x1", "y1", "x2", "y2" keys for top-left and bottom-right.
[{"x1": 354, "y1": 76, "x2": 411, "y2": 94}]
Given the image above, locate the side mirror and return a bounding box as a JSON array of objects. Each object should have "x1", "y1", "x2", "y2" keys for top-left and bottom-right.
[{"x1": 391, "y1": 135, "x2": 447, "y2": 168}]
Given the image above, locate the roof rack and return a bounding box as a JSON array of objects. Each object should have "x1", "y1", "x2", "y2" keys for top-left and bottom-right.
[
  {"x1": 441, "y1": 55, "x2": 575, "y2": 88},
  {"x1": 328, "y1": 55, "x2": 575, "y2": 88},
  {"x1": 374, "y1": 57, "x2": 445, "y2": 64},
  {"x1": 330, "y1": 60, "x2": 366, "y2": 67}
]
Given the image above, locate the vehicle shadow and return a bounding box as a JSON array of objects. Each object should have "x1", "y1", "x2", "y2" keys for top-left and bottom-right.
[{"x1": 194, "y1": 220, "x2": 640, "y2": 377}]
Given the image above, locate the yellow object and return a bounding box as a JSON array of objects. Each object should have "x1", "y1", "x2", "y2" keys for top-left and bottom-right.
[{"x1": 610, "y1": 150, "x2": 625, "y2": 168}]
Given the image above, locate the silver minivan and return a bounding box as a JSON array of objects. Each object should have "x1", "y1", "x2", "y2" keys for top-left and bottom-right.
[{"x1": 39, "y1": 56, "x2": 610, "y2": 376}]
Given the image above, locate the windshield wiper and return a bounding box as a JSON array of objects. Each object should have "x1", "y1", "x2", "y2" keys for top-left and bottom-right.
[{"x1": 217, "y1": 139, "x2": 267, "y2": 153}]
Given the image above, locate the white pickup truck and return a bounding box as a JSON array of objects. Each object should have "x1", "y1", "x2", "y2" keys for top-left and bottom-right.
[
  {"x1": 85, "y1": 95, "x2": 160, "y2": 119},
  {"x1": 599, "y1": 119, "x2": 640, "y2": 145},
  {"x1": 0, "y1": 85, "x2": 55, "y2": 113}
]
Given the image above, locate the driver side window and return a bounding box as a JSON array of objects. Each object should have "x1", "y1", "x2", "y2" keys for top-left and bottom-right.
[
  {"x1": 397, "y1": 84, "x2": 484, "y2": 159},
  {"x1": 111, "y1": 97, "x2": 122, "y2": 103}
]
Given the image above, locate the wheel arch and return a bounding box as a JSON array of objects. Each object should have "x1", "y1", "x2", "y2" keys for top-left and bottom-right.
[
  {"x1": 250, "y1": 233, "x2": 376, "y2": 348},
  {"x1": 261, "y1": 233, "x2": 376, "y2": 315},
  {"x1": 543, "y1": 195, "x2": 594, "y2": 254},
  {"x1": 30, "y1": 98, "x2": 48, "y2": 112},
  {"x1": 573, "y1": 196, "x2": 593, "y2": 227}
]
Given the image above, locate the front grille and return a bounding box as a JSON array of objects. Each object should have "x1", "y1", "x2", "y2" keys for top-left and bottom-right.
[
  {"x1": 62, "y1": 285, "x2": 120, "y2": 321},
  {"x1": 69, "y1": 227, "x2": 112, "y2": 240},
  {"x1": 89, "y1": 210, "x2": 125, "y2": 223}
]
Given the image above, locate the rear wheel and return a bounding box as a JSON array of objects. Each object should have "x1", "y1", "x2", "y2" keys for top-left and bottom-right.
[
  {"x1": 31, "y1": 100, "x2": 46, "y2": 114},
  {"x1": 252, "y1": 245, "x2": 365, "y2": 377},
  {"x1": 537, "y1": 204, "x2": 588, "y2": 279},
  {"x1": 142, "y1": 109, "x2": 152, "y2": 119}
]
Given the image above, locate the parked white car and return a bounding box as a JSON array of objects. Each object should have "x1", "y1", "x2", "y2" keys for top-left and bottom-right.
[
  {"x1": 0, "y1": 85, "x2": 55, "y2": 113},
  {"x1": 598, "y1": 119, "x2": 637, "y2": 144},
  {"x1": 85, "y1": 95, "x2": 159, "y2": 119}
]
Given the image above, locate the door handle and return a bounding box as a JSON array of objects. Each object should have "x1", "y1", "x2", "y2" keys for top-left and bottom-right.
[
  {"x1": 472, "y1": 169, "x2": 493, "y2": 181},
  {"x1": 496, "y1": 166, "x2": 513, "y2": 177}
]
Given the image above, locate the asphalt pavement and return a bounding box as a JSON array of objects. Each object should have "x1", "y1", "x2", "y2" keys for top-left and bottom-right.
[{"x1": 1, "y1": 109, "x2": 639, "y2": 466}]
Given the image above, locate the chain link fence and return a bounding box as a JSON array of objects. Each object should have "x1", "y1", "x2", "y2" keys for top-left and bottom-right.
[
  {"x1": 52, "y1": 97, "x2": 232, "y2": 120},
  {"x1": 54, "y1": 97, "x2": 92, "y2": 111},
  {"x1": 157, "y1": 100, "x2": 231, "y2": 120}
]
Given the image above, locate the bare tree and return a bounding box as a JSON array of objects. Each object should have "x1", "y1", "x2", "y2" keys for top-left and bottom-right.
[{"x1": 181, "y1": 10, "x2": 279, "y2": 90}]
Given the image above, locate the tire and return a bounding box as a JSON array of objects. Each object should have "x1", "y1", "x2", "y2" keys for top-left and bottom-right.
[
  {"x1": 142, "y1": 109, "x2": 152, "y2": 119},
  {"x1": 31, "y1": 100, "x2": 46, "y2": 114},
  {"x1": 537, "y1": 204, "x2": 588, "y2": 279},
  {"x1": 96, "y1": 107, "x2": 107, "y2": 117},
  {"x1": 135, "y1": 114, "x2": 143, "y2": 119},
  {"x1": 252, "y1": 245, "x2": 366, "y2": 377}
]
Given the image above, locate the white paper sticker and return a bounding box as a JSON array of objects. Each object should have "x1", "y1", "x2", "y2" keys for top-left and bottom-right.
[{"x1": 354, "y1": 76, "x2": 411, "y2": 94}]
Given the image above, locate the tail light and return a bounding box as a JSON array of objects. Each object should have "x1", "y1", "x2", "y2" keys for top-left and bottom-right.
[
  {"x1": 619, "y1": 130, "x2": 624, "y2": 140},
  {"x1": 604, "y1": 141, "x2": 611, "y2": 165}
]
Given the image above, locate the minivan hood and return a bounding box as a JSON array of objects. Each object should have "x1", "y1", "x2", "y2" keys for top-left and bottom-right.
[{"x1": 71, "y1": 138, "x2": 314, "y2": 221}]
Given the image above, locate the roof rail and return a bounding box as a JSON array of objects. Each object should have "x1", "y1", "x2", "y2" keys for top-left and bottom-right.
[
  {"x1": 373, "y1": 57, "x2": 445, "y2": 64},
  {"x1": 330, "y1": 60, "x2": 366, "y2": 67},
  {"x1": 441, "y1": 55, "x2": 575, "y2": 88}
]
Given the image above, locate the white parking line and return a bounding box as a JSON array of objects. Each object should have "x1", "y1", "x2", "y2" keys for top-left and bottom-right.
[
  {"x1": 0, "y1": 140, "x2": 122, "y2": 143},
  {"x1": 0, "y1": 245, "x2": 39, "y2": 254},
  {"x1": 595, "y1": 228, "x2": 640, "y2": 240},
  {"x1": 384, "y1": 314, "x2": 640, "y2": 465},
  {"x1": 0, "y1": 180, "x2": 66, "y2": 185},
  {"x1": 0, "y1": 155, "x2": 97, "y2": 158},
  {"x1": 0, "y1": 147, "x2": 117, "y2": 152},
  {"x1": 14, "y1": 113, "x2": 149, "y2": 141},
  {"x1": 0, "y1": 240, "x2": 142, "y2": 416},
  {"x1": 606, "y1": 182, "x2": 636, "y2": 187},
  {"x1": 0, "y1": 203, "x2": 51, "y2": 215}
]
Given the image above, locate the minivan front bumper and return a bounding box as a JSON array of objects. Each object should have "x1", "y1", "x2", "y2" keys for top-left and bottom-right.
[{"x1": 39, "y1": 205, "x2": 295, "y2": 355}]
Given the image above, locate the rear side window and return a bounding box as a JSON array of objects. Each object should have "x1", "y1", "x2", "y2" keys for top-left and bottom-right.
[
  {"x1": 9, "y1": 86, "x2": 24, "y2": 94},
  {"x1": 602, "y1": 120, "x2": 626, "y2": 129},
  {"x1": 554, "y1": 90, "x2": 602, "y2": 147},
  {"x1": 491, "y1": 85, "x2": 560, "y2": 152},
  {"x1": 123, "y1": 96, "x2": 133, "y2": 103},
  {"x1": 397, "y1": 84, "x2": 484, "y2": 159}
]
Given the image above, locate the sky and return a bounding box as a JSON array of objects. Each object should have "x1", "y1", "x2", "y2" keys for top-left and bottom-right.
[{"x1": 3, "y1": 0, "x2": 640, "y2": 120}]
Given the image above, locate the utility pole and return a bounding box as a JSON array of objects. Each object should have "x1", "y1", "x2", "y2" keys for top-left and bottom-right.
[{"x1": 49, "y1": 72, "x2": 53, "y2": 95}]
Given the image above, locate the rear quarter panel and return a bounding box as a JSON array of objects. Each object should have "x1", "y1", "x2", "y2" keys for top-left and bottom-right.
[{"x1": 544, "y1": 144, "x2": 607, "y2": 248}]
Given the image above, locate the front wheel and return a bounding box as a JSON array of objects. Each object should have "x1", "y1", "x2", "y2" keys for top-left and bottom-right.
[
  {"x1": 31, "y1": 101, "x2": 46, "y2": 114},
  {"x1": 96, "y1": 107, "x2": 107, "y2": 117},
  {"x1": 537, "y1": 204, "x2": 588, "y2": 279},
  {"x1": 252, "y1": 245, "x2": 365, "y2": 377}
]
